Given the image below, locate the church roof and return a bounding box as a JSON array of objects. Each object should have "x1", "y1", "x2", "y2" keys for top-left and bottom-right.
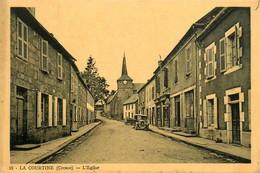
[
  {"x1": 133, "y1": 83, "x2": 145, "y2": 91},
  {"x1": 123, "y1": 94, "x2": 138, "y2": 105},
  {"x1": 117, "y1": 55, "x2": 133, "y2": 81}
]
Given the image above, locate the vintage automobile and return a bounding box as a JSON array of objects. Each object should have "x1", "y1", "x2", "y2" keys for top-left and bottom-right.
[
  {"x1": 133, "y1": 114, "x2": 149, "y2": 130},
  {"x1": 124, "y1": 117, "x2": 137, "y2": 125}
]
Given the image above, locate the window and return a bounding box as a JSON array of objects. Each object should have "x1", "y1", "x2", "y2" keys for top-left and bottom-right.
[
  {"x1": 207, "y1": 99, "x2": 214, "y2": 126},
  {"x1": 41, "y1": 94, "x2": 48, "y2": 127},
  {"x1": 223, "y1": 23, "x2": 243, "y2": 73},
  {"x1": 156, "y1": 76, "x2": 160, "y2": 93},
  {"x1": 207, "y1": 47, "x2": 214, "y2": 78},
  {"x1": 41, "y1": 40, "x2": 48, "y2": 71},
  {"x1": 174, "y1": 59, "x2": 178, "y2": 83},
  {"x1": 219, "y1": 38, "x2": 226, "y2": 71},
  {"x1": 152, "y1": 87, "x2": 154, "y2": 99},
  {"x1": 164, "y1": 68, "x2": 168, "y2": 88},
  {"x1": 203, "y1": 95, "x2": 218, "y2": 128},
  {"x1": 57, "y1": 53, "x2": 63, "y2": 79},
  {"x1": 17, "y1": 18, "x2": 28, "y2": 60},
  {"x1": 57, "y1": 98, "x2": 63, "y2": 125},
  {"x1": 71, "y1": 74, "x2": 74, "y2": 93},
  {"x1": 186, "y1": 47, "x2": 191, "y2": 75}
]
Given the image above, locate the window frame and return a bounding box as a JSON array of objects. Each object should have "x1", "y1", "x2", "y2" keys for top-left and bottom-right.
[
  {"x1": 57, "y1": 53, "x2": 63, "y2": 80},
  {"x1": 219, "y1": 37, "x2": 226, "y2": 72},
  {"x1": 41, "y1": 39, "x2": 49, "y2": 72},
  {"x1": 17, "y1": 18, "x2": 28, "y2": 61},
  {"x1": 174, "y1": 59, "x2": 178, "y2": 83},
  {"x1": 186, "y1": 47, "x2": 191, "y2": 75},
  {"x1": 205, "y1": 42, "x2": 215, "y2": 79}
]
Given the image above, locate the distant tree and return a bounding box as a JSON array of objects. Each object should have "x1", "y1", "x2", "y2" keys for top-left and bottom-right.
[{"x1": 81, "y1": 55, "x2": 110, "y2": 102}]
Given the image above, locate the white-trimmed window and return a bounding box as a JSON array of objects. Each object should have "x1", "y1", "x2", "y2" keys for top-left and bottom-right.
[
  {"x1": 205, "y1": 42, "x2": 216, "y2": 79},
  {"x1": 41, "y1": 40, "x2": 48, "y2": 71},
  {"x1": 203, "y1": 94, "x2": 218, "y2": 128},
  {"x1": 57, "y1": 53, "x2": 63, "y2": 80},
  {"x1": 222, "y1": 23, "x2": 243, "y2": 72},
  {"x1": 17, "y1": 18, "x2": 28, "y2": 60},
  {"x1": 186, "y1": 47, "x2": 191, "y2": 75}
]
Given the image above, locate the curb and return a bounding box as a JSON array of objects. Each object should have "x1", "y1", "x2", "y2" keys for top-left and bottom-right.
[
  {"x1": 149, "y1": 128, "x2": 251, "y2": 163},
  {"x1": 27, "y1": 121, "x2": 102, "y2": 164}
]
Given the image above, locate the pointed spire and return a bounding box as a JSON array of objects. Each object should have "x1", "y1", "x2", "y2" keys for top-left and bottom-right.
[{"x1": 121, "y1": 54, "x2": 128, "y2": 76}]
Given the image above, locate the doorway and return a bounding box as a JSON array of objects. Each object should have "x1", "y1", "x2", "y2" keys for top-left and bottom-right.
[
  {"x1": 175, "y1": 96, "x2": 181, "y2": 127},
  {"x1": 16, "y1": 86, "x2": 27, "y2": 144},
  {"x1": 231, "y1": 103, "x2": 240, "y2": 144}
]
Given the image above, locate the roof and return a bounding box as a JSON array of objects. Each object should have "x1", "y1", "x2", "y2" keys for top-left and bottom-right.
[
  {"x1": 123, "y1": 94, "x2": 138, "y2": 105},
  {"x1": 153, "y1": 7, "x2": 223, "y2": 74},
  {"x1": 107, "y1": 91, "x2": 118, "y2": 104},
  {"x1": 133, "y1": 83, "x2": 145, "y2": 91},
  {"x1": 196, "y1": 7, "x2": 234, "y2": 41},
  {"x1": 117, "y1": 75, "x2": 133, "y2": 81}
]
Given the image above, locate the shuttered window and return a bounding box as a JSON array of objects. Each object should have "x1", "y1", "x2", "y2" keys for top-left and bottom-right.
[
  {"x1": 17, "y1": 18, "x2": 28, "y2": 60},
  {"x1": 57, "y1": 53, "x2": 63, "y2": 80},
  {"x1": 174, "y1": 60, "x2": 178, "y2": 83},
  {"x1": 164, "y1": 68, "x2": 168, "y2": 88},
  {"x1": 62, "y1": 99, "x2": 66, "y2": 126},
  {"x1": 41, "y1": 40, "x2": 48, "y2": 71},
  {"x1": 186, "y1": 47, "x2": 191, "y2": 74},
  {"x1": 220, "y1": 38, "x2": 226, "y2": 72}
]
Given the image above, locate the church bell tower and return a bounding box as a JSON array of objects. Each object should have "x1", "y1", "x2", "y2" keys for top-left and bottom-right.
[{"x1": 117, "y1": 53, "x2": 133, "y2": 90}]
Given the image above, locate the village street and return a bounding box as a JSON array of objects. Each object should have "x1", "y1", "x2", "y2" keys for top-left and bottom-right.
[{"x1": 43, "y1": 116, "x2": 238, "y2": 163}]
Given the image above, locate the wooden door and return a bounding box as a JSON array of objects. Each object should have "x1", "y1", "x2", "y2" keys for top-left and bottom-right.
[
  {"x1": 232, "y1": 103, "x2": 240, "y2": 144},
  {"x1": 17, "y1": 98, "x2": 26, "y2": 144}
]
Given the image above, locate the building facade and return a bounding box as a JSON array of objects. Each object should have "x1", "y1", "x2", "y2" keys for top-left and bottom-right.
[
  {"x1": 10, "y1": 7, "x2": 95, "y2": 147},
  {"x1": 105, "y1": 55, "x2": 144, "y2": 120},
  {"x1": 123, "y1": 94, "x2": 138, "y2": 119},
  {"x1": 196, "y1": 7, "x2": 251, "y2": 147}
]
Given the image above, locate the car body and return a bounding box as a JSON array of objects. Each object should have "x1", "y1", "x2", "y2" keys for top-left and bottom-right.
[
  {"x1": 133, "y1": 114, "x2": 149, "y2": 130},
  {"x1": 124, "y1": 117, "x2": 137, "y2": 125}
]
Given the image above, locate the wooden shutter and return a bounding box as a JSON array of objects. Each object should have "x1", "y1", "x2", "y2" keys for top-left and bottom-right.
[
  {"x1": 203, "y1": 99, "x2": 207, "y2": 127},
  {"x1": 214, "y1": 97, "x2": 218, "y2": 128},
  {"x1": 37, "y1": 91, "x2": 42, "y2": 128},
  {"x1": 48, "y1": 95, "x2": 53, "y2": 126},
  {"x1": 164, "y1": 68, "x2": 168, "y2": 88},
  {"x1": 54, "y1": 97, "x2": 58, "y2": 126},
  {"x1": 62, "y1": 99, "x2": 66, "y2": 126}
]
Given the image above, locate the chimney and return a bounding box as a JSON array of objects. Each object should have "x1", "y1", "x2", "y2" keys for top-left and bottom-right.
[
  {"x1": 158, "y1": 60, "x2": 163, "y2": 67},
  {"x1": 158, "y1": 55, "x2": 163, "y2": 67}
]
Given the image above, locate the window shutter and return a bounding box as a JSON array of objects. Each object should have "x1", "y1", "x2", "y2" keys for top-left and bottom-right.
[
  {"x1": 237, "y1": 26, "x2": 243, "y2": 60},
  {"x1": 248, "y1": 90, "x2": 251, "y2": 130},
  {"x1": 54, "y1": 97, "x2": 58, "y2": 126},
  {"x1": 203, "y1": 99, "x2": 207, "y2": 127},
  {"x1": 62, "y1": 99, "x2": 66, "y2": 126},
  {"x1": 37, "y1": 91, "x2": 42, "y2": 128},
  {"x1": 214, "y1": 45, "x2": 217, "y2": 76},
  {"x1": 48, "y1": 95, "x2": 53, "y2": 127},
  {"x1": 214, "y1": 97, "x2": 218, "y2": 128},
  {"x1": 75, "y1": 106, "x2": 78, "y2": 121}
]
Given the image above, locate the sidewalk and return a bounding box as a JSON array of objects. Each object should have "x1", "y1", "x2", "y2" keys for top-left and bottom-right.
[
  {"x1": 149, "y1": 125, "x2": 251, "y2": 163},
  {"x1": 10, "y1": 121, "x2": 102, "y2": 164}
]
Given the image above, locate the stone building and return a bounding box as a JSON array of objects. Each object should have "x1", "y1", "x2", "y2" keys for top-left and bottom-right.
[
  {"x1": 105, "y1": 54, "x2": 144, "y2": 120},
  {"x1": 196, "y1": 7, "x2": 251, "y2": 147},
  {"x1": 10, "y1": 7, "x2": 95, "y2": 147},
  {"x1": 123, "y1": 94, "x2": 138, "y2": 120},
  {"x1": 151, "y1": 8, "x2": 222, "y2": 134}
]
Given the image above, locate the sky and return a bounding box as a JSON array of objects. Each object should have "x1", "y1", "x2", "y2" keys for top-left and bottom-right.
[{"x1": 6, "y1": 0, "x2": 256, "y2": 90}]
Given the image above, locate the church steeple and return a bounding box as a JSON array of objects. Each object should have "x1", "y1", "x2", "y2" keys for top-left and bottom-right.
[
  {"x1": 117, "y1": 53, "x2": 133, "y2": 81},
  {"x1": 122, "y1": 53, "x2": 128, "y2": 76}
]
